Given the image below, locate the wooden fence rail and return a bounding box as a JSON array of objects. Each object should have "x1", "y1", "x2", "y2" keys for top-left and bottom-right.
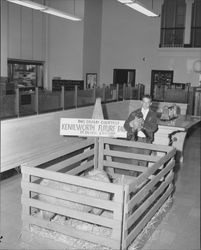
[{"x1": 21, "y1": 137, "x2": 176, "y2": 250}]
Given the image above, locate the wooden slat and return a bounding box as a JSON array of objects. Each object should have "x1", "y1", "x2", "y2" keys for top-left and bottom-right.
[
  {"x1": 21, "y1": 173, "x2": 31, "y2": 231},
  {"x1": 105, "y1": 143, "x2": 115, "y2": 178},
  {"x1": 126, "y1": 172, "x2": 174, "y2": 229},
  {"x1": 111, "y1": 226, "x2": 122, "y2": 245},
  {"x1": 104, "y1": 148, "x2": 161, "y2": 162},
  {"x1": 112, "y1": 186, "x2": 124, "y2": 203},
  {"x1": 122, "y1": 184, "x2": 130, "y2": 249},
  {"x1": 127, "y1": 159, "x2": 175, "y2": 210},
  {"x1": 103, "y1": 160, "x2": 147, "y2": 173},
  {"x1": 77, "y1": 146, "x2": 92, "y2": 174},
  {"x1": 67, "y1": 160, "x2": 94, "y2": 175},
  {"x1": 103, "y1": 137, "x2": 173, "y2": 152},
  {"x1": 123, "y1": 185, "x2": 173, "y2": 249},
  {"x1": 113, "y1": 202, "x2": 124, "y2": 220},
  {"x1": 128, "y1": 149, "x2": 176, "y2": 191},
  {"x1": 21, "y1": 198, "x2": 121, "y2": 229},
  {"x1": 46, "y1": 148, "x2": 94, "y2": 172},
  {"x1": 21, "y1": 166, "x2": 122, "y2": 194},
  {"x1": 21, "y1": 181, "x2": 122, "y2": 212},
  {"x1": 25, "y1": 216, "x2": 121, "y2": 250}
]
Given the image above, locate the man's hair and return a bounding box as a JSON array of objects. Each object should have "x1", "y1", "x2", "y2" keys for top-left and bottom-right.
[{"x1": 141, "y1": 94, "x2": 152, "y2": 101}]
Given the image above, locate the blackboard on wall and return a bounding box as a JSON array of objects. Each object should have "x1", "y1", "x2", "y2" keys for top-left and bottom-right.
[{"x1": 52, "y1": 79, "x2": 84, "y2": 91}]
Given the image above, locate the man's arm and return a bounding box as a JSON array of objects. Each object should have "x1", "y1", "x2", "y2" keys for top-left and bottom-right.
[
  {"x1": 124, "y1": 111, "x2": 138, "y2": 138},
  {"x1": 141, "y1": 111, "x2": 158, "y2": 137}
]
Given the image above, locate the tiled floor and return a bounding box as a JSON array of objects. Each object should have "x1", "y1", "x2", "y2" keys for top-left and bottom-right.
[{"x1": 0, "y1": 125, "x2": 200, "y2": 250}]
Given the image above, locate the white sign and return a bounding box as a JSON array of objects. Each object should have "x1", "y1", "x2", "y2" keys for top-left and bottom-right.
[{"x1": 60, "y1": 118, "x2": 127, "y2": 138}]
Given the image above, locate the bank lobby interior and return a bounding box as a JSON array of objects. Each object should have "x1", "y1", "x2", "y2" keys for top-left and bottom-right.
[{"x1": 1, "y1": 0, "x2": 201, "y2": 250}]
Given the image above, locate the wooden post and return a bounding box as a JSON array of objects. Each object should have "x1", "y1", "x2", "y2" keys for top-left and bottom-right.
[
  {"x1": 74, "y1": 85, "x2": 78, "y2": 108},
  {"x1": 91, "y1": 98, "x2": 114, "y2": 176},
  {"x1": 92, "y1": 98, "x2": 104, "y2": 170},
  {"x1": 94, "y1": 138, "x2": 99, "y2": 169},
  {"x1": 121, "y1": 185, "x2": 129, "y2": 250},
  {"x1": 15, "y1": 87, "x2": 20, "y2": 117},
  {"x1": 21, "y1": 164, "x2": 31, "y2": 241},
  {"x1": 34, "y1": 87, "x2": 39, "y2": 114},
  {"x1": 61, "y1": 85, "x2": 64, "y2": 110},
  {"x1": 98, "y1": 137, "x2": 104, "y2": 170}
]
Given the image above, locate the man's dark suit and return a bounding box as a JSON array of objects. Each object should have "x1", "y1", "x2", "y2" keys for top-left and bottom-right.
[{"x1": 124, "y1": 108, "x2": 158, "y2": 143}]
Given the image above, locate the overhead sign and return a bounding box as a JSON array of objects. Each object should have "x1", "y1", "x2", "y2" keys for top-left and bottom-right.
[{"x1": 60, "y1": 118, "x2": 127, "y2": 138}]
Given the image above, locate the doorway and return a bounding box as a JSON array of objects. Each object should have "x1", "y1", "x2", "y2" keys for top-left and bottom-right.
[{"x1": 113, "y1": 69, "x2": 136, "y2": 87}]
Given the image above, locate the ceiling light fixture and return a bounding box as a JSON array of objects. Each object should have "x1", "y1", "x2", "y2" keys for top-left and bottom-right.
[
  {"x1": 7, "y1": 0, "x2": 45, "y2": 10},
  {"x1": 117, "y1": 0, "x2": 159, "y2": 17},
  {"x1": 42, "y1": 7, "x2": 81, "y2": 21},
  {"x1": 6, "y1": 0, "x2": 82, "y2": 21}
]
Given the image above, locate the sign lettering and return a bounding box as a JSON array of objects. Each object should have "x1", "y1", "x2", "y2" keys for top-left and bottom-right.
[{"x1": 60, "y1": 118, "x2": 127, "y2": 138}]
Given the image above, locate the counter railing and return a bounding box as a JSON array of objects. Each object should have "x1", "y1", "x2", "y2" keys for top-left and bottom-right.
[{"x1": 0, "y1": 83, "x2": 144, "y2": 119}]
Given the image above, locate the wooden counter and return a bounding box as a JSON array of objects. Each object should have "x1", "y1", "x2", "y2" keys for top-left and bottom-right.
[{"x1": 154, "y1": 115, "x2": 201, "y2": 162}]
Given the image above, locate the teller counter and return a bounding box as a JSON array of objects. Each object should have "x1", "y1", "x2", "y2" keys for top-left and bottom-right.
[{"x1": 154, "y1": 115, "x2": 201, "y2": 162}]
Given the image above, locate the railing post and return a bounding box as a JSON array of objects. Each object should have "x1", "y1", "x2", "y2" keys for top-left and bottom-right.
[
  {"x1": 93, "y1": 86, "x2": 96, "y2": 103},
  {"x1": 61, "y1": 85, "x2": 65, "y2": 110},
  {"x1": 116, "y1": 84, "x2": 119, "y2": 101},
  {"x1": 34, "y1": 87, "x2": 39, "y2": 114},
  {"x1": 137, "y1": 83, "x2": 141, "y2": 100},
  {"x1": 74, "y1": 85, "x2": 78, "y2": 108},
  {"x1": 123, "y1": 83, "x2": 126, "y2": 100},
  {"x1": 130, "y1": 86, "x2": 133, "y2": 99},
  {"x1": 15, "y1": 87, "x2": 20, "y2": 117},
  {"x1": 102, "y1": 84, "x2": 106, "y2": 102}
]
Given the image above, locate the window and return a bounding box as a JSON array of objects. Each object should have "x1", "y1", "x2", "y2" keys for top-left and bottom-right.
[
  {"x1": 191, "y1": 0, "x2": 201, "y2": 47},
  {"x1": 7, "y1": 59, "x2": 44, "y2": 91},
  {"x1": 160, "y1": 0, "x2": 186, "y2": 47}
]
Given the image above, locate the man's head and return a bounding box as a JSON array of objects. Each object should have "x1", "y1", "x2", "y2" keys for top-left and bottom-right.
[{"x1": 141, "y1": 94, "x2": 152, "y2": 110}]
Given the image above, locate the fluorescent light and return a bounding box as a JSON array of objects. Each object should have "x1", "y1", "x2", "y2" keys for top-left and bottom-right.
[
  {"x1": 117, "y1": 0, "x2": 159, "y2": 17},
  {"x1": 42, "y1": 7, "x2": 81, "y2": 21},
  {"x1": 118, "y1": 0, "x2": 133, "y2": 3},
  {"x1": 126, "y1": 2, "x2": 158, "y2": 17},
  {"x1": 6, "y1": 0, "x2": 82, "y2": 21},
  {"x1": 7, "y1": 0, "x2": 45, "y2": 10}
]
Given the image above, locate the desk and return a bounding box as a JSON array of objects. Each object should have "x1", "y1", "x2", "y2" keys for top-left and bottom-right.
[{"x1": 154, "y1": 115, "x2": 201, "y2": 162}]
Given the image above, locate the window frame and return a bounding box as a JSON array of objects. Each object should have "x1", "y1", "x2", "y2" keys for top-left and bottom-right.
[
  {"x1": 160, "y1": 0, "x2": 186, "y2": 48},
  {"x1": 190, "y1": 0, "x2": 201, "y2": 47}
]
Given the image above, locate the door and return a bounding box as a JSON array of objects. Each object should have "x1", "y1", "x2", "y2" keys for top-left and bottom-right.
[{"x1": 113, "y1": 69, "x2": 136, "y2": 87}]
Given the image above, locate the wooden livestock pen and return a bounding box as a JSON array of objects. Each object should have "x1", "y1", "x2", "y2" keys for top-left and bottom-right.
[{"x1": 21, "y1": 137, "x2": 176, "y2": 250}]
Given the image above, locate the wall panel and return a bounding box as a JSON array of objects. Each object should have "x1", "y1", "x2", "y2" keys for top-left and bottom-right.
[
  {"x1": 33, "y1": 11, "x2": 44, "y2": 61},
  {"x1": 21, "y1": 7, "x2": 33, "y2": 59},
  {"x1": 8, "y1": 3, "x2": 21, "y2": 58},
  {"x1": 1, "y1": 0, "x2": 8, "y2": 76}
]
